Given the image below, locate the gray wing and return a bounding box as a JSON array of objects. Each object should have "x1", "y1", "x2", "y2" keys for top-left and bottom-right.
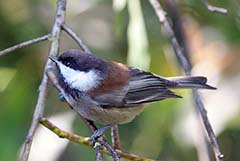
[
  {"x1": 123, "y1": 68, "x2": 181, "y2": 106},
  {"x1": 90, "y1": 68, "x2": 180, "y2": 108},
  {"x1": 90, "y1": 86, "x2": 129, "y2": 108}
]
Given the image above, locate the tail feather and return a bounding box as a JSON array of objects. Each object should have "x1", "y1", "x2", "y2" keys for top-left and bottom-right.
[{"x1": 167, "y1": 76, "x2": 216, "y2": 90}]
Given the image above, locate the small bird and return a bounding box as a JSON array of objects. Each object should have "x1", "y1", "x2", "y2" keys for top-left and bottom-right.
[{"x1": 48, "y1": 49, "x2": 215, "y2": 138}]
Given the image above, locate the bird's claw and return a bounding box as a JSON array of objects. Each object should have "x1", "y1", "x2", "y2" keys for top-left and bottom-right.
[{"x1": 93, "y1": 141, "x2": 102, "y2": 149}]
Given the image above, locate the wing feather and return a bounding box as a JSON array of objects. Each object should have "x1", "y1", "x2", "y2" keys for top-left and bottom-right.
[{"x1": 124, "y1": 68, "x2": 181, "y2": 106}]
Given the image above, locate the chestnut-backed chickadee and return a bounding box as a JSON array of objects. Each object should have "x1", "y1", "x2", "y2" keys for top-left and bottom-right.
[{"x1": 48, "y1": 49, "x2": 215, "y2": 137}]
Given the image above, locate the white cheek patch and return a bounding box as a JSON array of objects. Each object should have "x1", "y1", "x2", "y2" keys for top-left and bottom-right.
[{"x1": 58, "y1": 62, "x2": 101, "y2": 91}]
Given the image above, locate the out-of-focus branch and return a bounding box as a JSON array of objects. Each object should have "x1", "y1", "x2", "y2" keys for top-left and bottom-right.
[
  {"x1": 62, "y1": 23, "x2": 91, "y2": 54},
  {"x1": 200, "y1": 0, "x2": 228, "y2": 14},
  {"x1": 0, "y1": 34, "x2": 50, "y2": 56},
  {"x1": 40, "y1": 118, "x2": 155, "y2": 161},
  {"x1": 20, "y1": 1, "x2": 67, "y2": 161},
  {"x1": 148, "y1": 0, "x2": 224, "y2": 161}
]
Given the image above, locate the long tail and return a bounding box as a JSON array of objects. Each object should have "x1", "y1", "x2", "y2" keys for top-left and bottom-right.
[{"x1": 167, "y1": 76, "x2": 216, "y2": 90}]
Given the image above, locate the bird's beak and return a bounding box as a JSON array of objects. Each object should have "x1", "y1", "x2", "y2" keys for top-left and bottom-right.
[{"x1": 48, "y1": 55, "x2": 59, "y2": 63}]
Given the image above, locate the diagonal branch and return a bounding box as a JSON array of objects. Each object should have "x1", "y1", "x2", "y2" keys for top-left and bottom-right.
[
  {"x1": 40, "y1": 118, "x2": 155, "y2": 161},
  {"x1": 96, "y1": 146, "x2": 103, "y2": 161},
  {"x1": 0, "y1": 34, "x2": 50, "y2": 56},
  {"x1": 20, "y1": 0, "x2": 67, "y2": 161},
  {"x1": 166, "y1": 1, "x2": 210, "y2": 161},
  {"x1": 62, "y1": 23, "x2": 91, "y2": 54},
  {"x1": 148, "y1": 0, "x2": 224, "y2": 161}
]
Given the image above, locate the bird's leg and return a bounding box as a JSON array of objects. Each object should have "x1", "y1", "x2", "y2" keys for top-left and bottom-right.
[
  {"x1": 111, "y1": 125, "x2": 121, "y2": 149},
  {"x1": 58, "y1": 92, "x2": 65, "y2": 102}
]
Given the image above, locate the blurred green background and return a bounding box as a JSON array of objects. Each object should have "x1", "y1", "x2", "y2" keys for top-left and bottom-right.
[{"x1": 0, "y1": 0, "x2": 240, "y2": 161}]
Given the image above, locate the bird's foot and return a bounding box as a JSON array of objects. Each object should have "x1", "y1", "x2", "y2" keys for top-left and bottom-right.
[
  {"x1": 58, "y1": 92, "x2": 65, "y2": 102},
  {"x1": 90, "y1": 125, "x2": 120, "y2": 161},
  {"x1": 90, "y1": 125, "x2": 112, "y2": 148}
]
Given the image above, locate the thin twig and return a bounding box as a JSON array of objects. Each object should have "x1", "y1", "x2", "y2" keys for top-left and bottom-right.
[
  {"x1": 96, "y1": 146, "x2": 103, "y2": 161},
  {"x1": 100, "y1": 140, "x2": 120, "y2": 161},
  {"x1": 166, "y1": 1, "x2": 210, "y2": 161},
  {"x1": 20, "y1": 0, "x2": 67, "y2": 161},
  {"x1": 111, "y1": 125, "x2": 121, "y2": 149},
  {"x1": 45, "y1": 68, "x2": 62, "y2": 90},
  {"x1": 62, "y1": 23, "x2": 91, "y2": 54},
  {"x1": 40, "y1": 118, "x2": 155, "y2": 161},
  {"x1": 200, "y1": 0, "x2": 228, "y2": 14},
  {"x1": 193, "y1": 91, "x2": 224, "y2": 160},
  {"x1": 0, "y1": 34, "x2": 50, "y2": 56},
  {"x1": 20, "y1": 74, "x2": 49, "y2": 161},
  {"x1": 148, "y1": 0, "x2": 224, "y2": 161}
]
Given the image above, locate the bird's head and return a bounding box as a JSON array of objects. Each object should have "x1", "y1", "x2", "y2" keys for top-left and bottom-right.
[{"x1": 48, "y1": 50, "x2": 108, "y2": 92}]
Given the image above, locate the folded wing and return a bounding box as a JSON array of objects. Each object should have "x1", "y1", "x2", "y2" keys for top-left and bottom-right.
[
  {"x1": 123, "y1": 68, "x2": 180, "y2": 106},
  {"x1": 89, "y1": 66, "x2": 180, "y2": 108}
]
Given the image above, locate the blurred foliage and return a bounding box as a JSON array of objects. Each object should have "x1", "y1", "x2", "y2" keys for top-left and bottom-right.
[{"x1": 0, "y1": 0, "x2": 240, "y2": 161}]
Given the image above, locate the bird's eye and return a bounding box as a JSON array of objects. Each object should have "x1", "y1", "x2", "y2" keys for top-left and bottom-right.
[{"x1": 65, "y1": 62, "x2": 71, "y2": 67}]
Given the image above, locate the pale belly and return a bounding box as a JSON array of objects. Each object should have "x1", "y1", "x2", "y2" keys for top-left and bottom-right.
[
  {"x1": 81, "y1": 104, "x2": 145, "y2": 125},
  {"x1": 64, "y1": 93, "x2": 145, "y2": 125}
]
